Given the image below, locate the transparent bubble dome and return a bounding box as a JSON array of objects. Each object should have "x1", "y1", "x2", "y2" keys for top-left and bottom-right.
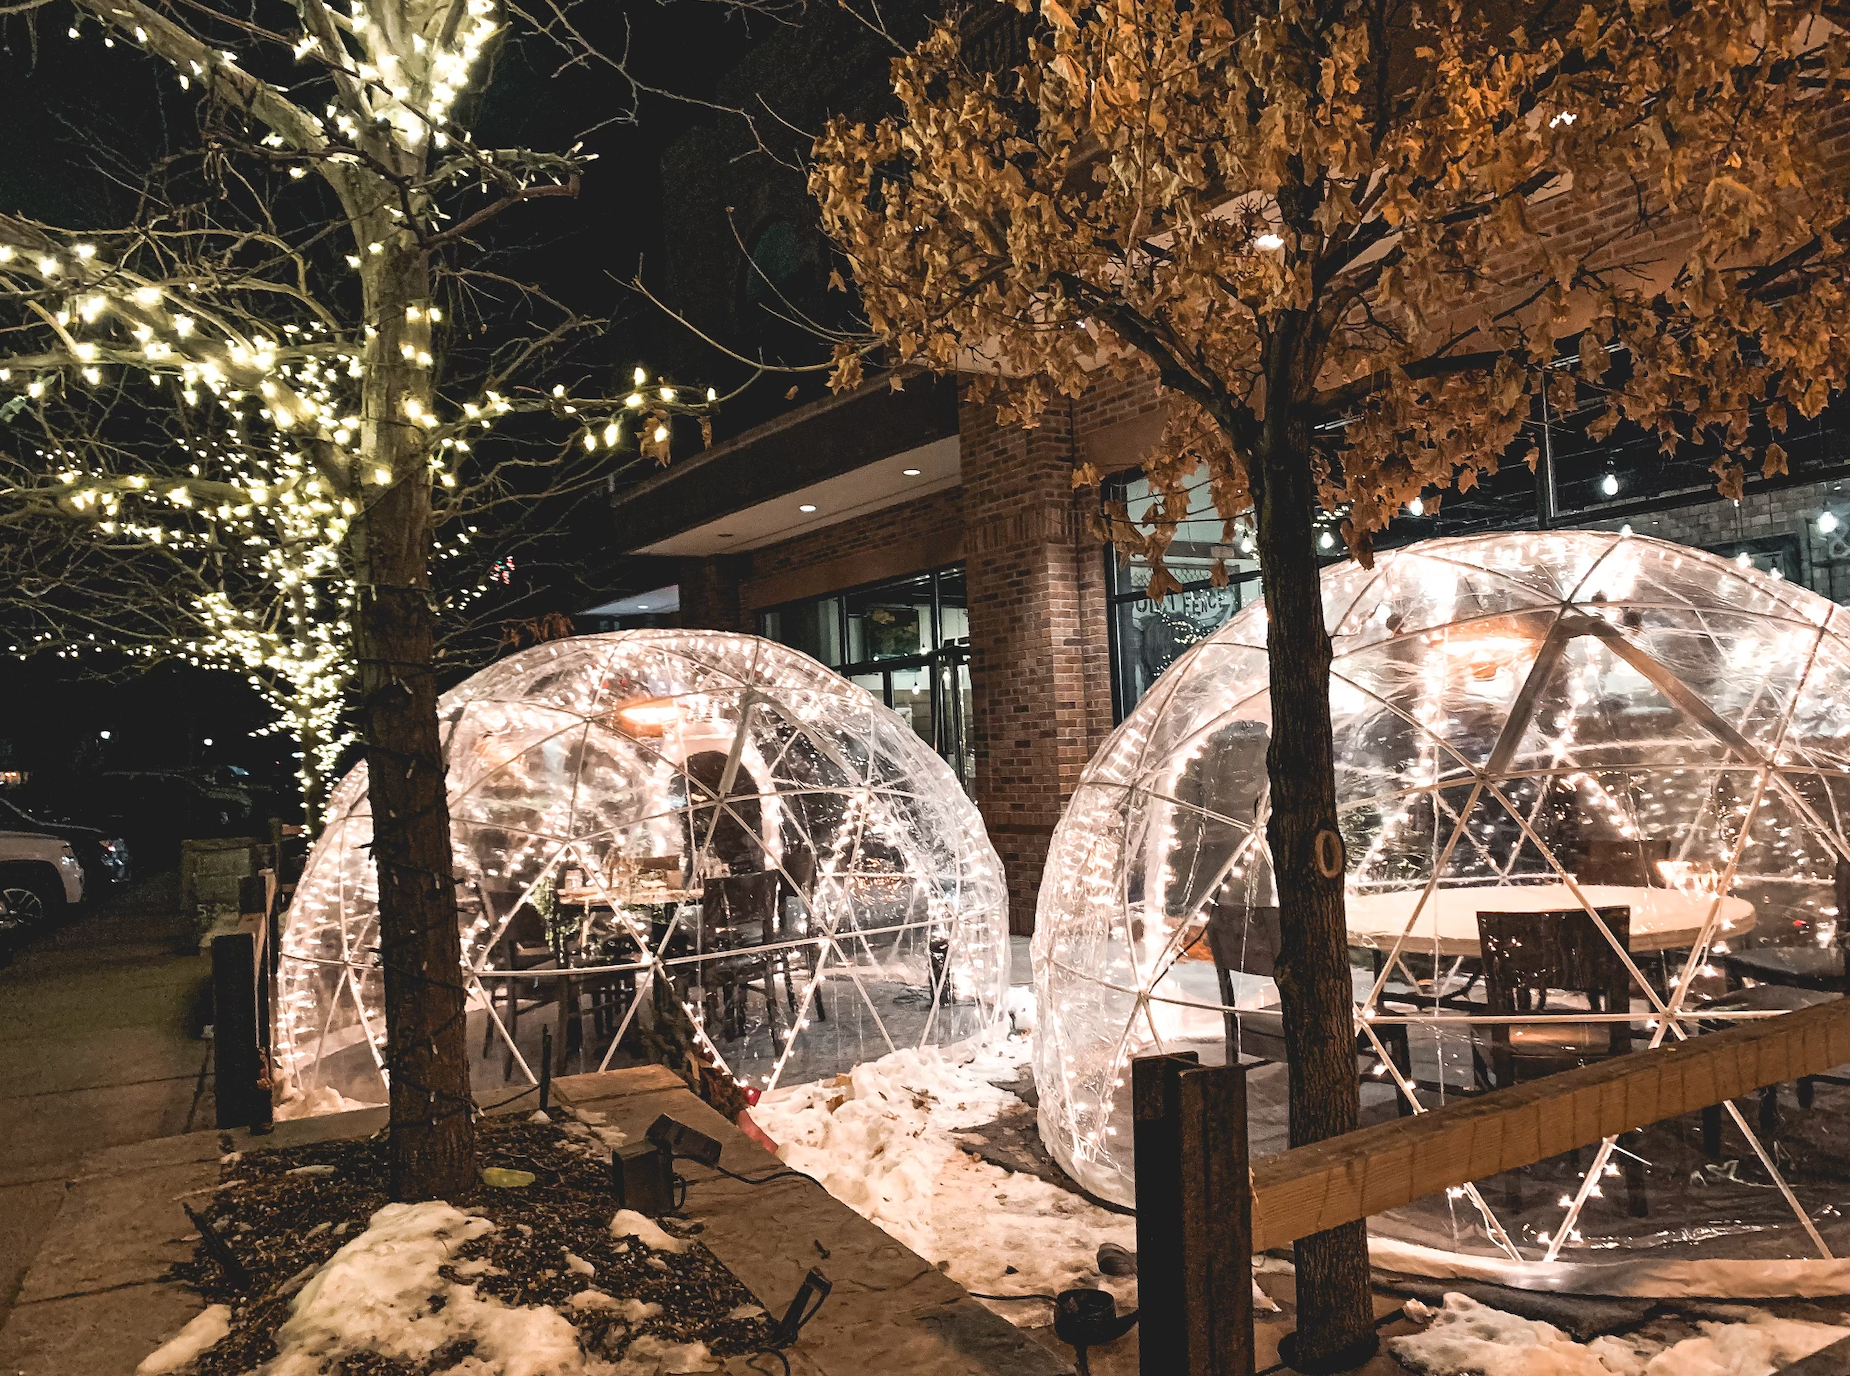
[
  {"x1": 1034, "y1": 532, "x2": 1850, "y2": 1294},
  {"x1": 278, "y1": 631, "x2": 1009, "y2": 1113}
]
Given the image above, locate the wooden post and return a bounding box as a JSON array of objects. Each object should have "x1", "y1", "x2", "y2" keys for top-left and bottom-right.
[
  {"x1": 212, "y1": 931, "x2": 269, "y2": 1129},
  {"x1": 1180, "y1": 1060, "x2": 1253, "y2": 1376},
  {"x1": 1135, "y1": 1054, "x2": 1253, "y2": 1376},
  {"x1": 1135, "y1": 1052, "x2": 1193, "y2": 1375}
]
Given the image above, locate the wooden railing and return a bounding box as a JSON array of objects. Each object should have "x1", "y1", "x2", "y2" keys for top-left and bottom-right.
[{"x1": 1132, "y1": 997, "x2": 1850, "y2": 1376}]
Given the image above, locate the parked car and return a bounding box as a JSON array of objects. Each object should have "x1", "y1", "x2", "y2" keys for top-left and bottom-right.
[
  {"x1": 0, "y1": 796, "x2": 131, "y2": 891},
  {"x1": 0, "y1": 891, "x2": 17, "y2": 967},
  {"x1": 0, "y1": 829, "x2": 85, "y2": 925}
]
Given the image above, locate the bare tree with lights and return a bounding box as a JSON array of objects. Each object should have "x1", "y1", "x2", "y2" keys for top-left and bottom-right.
[
  {"x1": 811, "y1": 0, "x2": 1850, "y2": 1361},
  {"x1": 0, "y1": 0, "x2": 721, "y2": 1198},
  {"x1": 0, "y1": 209, "x2": 633, "y2": 828}
]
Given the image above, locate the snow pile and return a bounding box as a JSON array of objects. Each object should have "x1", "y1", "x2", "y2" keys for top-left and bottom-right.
[
  {"x1": 610, "y1": 1211, "x2": 688, "y2": 1255},
  {"x1": 751, "y1": 1037, "x2": 1138, "y2": 1314},
  {"x1": 272, "y1": 1078, "x2": 377, "y2": 1121},
  {"x1": 1390, "y1": 1293, "x2": 1849, "y2": 1376},
  {"x1": 135, "y1": 1305, "x2": 230, "y2": 1374},
  {"x1": 243, "y1": 1200, "x2": 715, "y2": 1376},
  {"x1": 266, "y1": 1201, "x2": 583, "y2": 1376}
]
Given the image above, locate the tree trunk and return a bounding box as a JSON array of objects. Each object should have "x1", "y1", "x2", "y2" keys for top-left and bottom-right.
[
  {"x1": 1246, "y1": 316, "x2": 1376, "y2": 1371},
  {"x1": 353, "y1": 235, "x2": 475, "y2": 1201}
]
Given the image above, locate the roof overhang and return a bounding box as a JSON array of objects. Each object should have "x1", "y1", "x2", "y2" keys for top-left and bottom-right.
[
  {"x1": 609, "y1": 372, "x2": 960, "y2": 555},
  {"x1": 580, "y1": 585, "x2": 681, "y2": 618}
]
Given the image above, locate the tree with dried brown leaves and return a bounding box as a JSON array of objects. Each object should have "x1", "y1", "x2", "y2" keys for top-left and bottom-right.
[{"x1": 812, "y1": 0, "x2": 1850, "y2": 1360}]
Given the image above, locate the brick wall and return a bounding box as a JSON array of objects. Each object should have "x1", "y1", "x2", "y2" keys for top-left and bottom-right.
[
  {"x1": 743, "y1": 486, "x2": 965, "y2": 596},
  {"x1": 959, "y1": 379, "x2": 1140, "y2": 933},
  {"x1": 674, "y1": 556, "x2": 748, "y2": 634}
]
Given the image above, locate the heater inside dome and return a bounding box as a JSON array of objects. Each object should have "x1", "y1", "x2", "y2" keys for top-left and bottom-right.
[
  {"x1": 1034, "y1": 531, "x2": 1850, "y2": 1294},
  {"x1": 277, "y1": 630, "x2": 1009, "y2": 1114}
]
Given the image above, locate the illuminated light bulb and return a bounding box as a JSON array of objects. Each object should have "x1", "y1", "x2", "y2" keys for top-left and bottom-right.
[
  {"x1": 37, "y1": 256, "x2": 59, "y2": 274},
  {"x1": 1820, "y1": 511, "x2": 1840, "y2": 534},
  {"x1": 633, "y1": 366, "x2": 647, "y2": 386},
  {"x1": 1601, "y1": 472, "x2": 1619, "y2": 496},
  {"x1": 584, "y1": 433, "x2": 598, "y2": 451},
  {"x1": 603, "y1": 423, "x2": 619, "y2": 446},
  {"x1": 1254, "y1": 231, "x2": 1284, "y2": 250},
  {"x1": 74, "y1": 243, "x2": 96, "y2": 259},
  {"x1": 659, "y1": 386, "x2": 673, "y2": 400},
  {"x1": 653, "y1": 425, "x2": 669, "y2": 443},
  {"x1": 1408, "y1": 496, "x2": 1425, "y2": 516},
  {"x1": 625, "y1": 393, "x2": 643, "y2": 408},
  {"x1": 373, "y1": 466, "x2": 391, "y2": 484},
  {"x1": 1319, "y1": 530, "x2": 1334, "y2": 549},
  {"x1": 706, "y1": 387, "x2": 717, "y2": 401},
  {"x1": 133, "y1": 286, "x2": 161, "y2": 306}
]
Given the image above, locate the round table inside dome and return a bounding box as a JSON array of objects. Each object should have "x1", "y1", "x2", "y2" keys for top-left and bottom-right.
[{"x1": 1343, "y1": 883, "x2": 1756, "y2": 958}]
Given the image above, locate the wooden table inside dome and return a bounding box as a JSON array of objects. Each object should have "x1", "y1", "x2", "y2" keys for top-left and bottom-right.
[
  {"x1": 545, "y1": 880, "x2": 707, "y2": 1069},
  {"x1": 1343, "y1": 882, "x2": 1756, "y2": 959}
]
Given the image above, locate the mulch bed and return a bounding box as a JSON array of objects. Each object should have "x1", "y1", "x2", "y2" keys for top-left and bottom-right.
[{"x1": 167, "y1": 1112, "x2": 776, "y2": 1374}]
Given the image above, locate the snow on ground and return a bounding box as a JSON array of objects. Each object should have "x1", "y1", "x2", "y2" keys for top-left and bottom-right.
[
  {"x1": 1390, "y1": 1293, "x2": 1850, "y2": 1376},
  {"x1": 135, "y1": 1304, "x2": 231, "y2": 1374},
  {"x1": 149, "y1": 1199, "x2": 722, "y2": 1376},
  {"x1": 750, "y1": 1032, "x2": 1139, "y2": 1321}
]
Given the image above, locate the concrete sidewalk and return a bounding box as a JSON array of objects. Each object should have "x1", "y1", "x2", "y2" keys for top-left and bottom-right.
[
  {"x1": 0, "y1": 1066, "x2": 1072, "y2": 1376},
  {"x1": 0, "y1": 873, "x2": 213, "y2": 1334}
]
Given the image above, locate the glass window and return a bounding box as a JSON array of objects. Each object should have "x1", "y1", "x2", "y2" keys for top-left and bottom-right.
[
  {"x1": 845, "y1": 574, "x2": 932, "y2": 663},
  {"x1": 889, "y1": 667, "x2": 933, "y2": 742},
  {"x1": 1112, "y1": 583, "x2": 1247, "y2": 710},
  {"x1": 1119, "y1": 473, "x2": 1253, "y2": 588},
  {"x1": 758, "y1": 564, "x2": 973, "y2": 792},
  {"x1": 935, "y1": 567, "x2": 969, "y2": 647},
  {"x1": 1106, "y1": 475, "x2": 1257, "y2": 717},
  {"x1": 759, "y1": 597, "x2": 841, "y2": 668}
]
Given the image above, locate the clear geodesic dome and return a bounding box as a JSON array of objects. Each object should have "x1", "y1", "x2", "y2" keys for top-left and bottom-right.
[
  {"x1": 1036, "y1": 531, "x2": 1850, "y2": 1294},
  {"x1": 277, "y1": 630, "x2": 1008, "y2": 1114}
]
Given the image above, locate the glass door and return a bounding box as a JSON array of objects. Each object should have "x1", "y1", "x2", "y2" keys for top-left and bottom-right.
[{"x1": 758, "y1": 564, "x2": 973, "y2": 791}]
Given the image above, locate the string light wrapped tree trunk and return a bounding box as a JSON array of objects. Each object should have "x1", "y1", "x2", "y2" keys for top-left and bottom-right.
[
  {"x1": 811, "y1": 0, "x2": 1850, "y2": 1362},
  {"x1": 0, "y1": 0, "x2": 718, "y2": 1198}
]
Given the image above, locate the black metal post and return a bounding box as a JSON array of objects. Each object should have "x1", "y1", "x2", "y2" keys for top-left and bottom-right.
[{"x1": 212, "y1": 931, "x2": 268, "y2": 1129}]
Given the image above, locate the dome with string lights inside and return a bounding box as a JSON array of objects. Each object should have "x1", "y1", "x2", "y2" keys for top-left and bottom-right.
[
  {"x1": 1034, "y1": 530, "x2": 1850, "y2": 1294},
  {"x1": 276, "y1": 630, "x2": 1009, "y2": 1116}
]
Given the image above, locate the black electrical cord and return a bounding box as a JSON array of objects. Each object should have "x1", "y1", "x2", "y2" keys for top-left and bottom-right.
[
  {"x1": 666, "y1": 1153, "x2": 830, "y2": 1193},
  {"x1": 749, "y1": 1350, "x2": 792, "y2": 1376},
  {"x1": 966, "y1": 1291, "x2": 1059, "y2": 1302},
  {"x1": 704, "y1": 1160, "x2": 823, "y2": 1188}
]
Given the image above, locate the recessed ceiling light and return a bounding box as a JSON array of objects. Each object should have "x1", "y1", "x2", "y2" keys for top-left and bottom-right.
[
  {"x1": 902, "y1": 467, "x2": 921, "y2": 477},
  {"x1": 799, "y1": 504, "x2": 818, "y2": 513}
]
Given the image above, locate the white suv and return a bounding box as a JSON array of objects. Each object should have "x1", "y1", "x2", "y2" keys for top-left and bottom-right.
[{"x1": 0, "y1": 831, "x2": 85, "y2": 925}]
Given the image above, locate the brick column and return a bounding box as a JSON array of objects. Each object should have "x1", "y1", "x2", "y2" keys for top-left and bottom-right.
[
  {"x1": 672, "y1": 555, "x2": 748, "y2": 632},
  {"x1": 961, "y1": 398, "x2": 1110, "y2": 934}
]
